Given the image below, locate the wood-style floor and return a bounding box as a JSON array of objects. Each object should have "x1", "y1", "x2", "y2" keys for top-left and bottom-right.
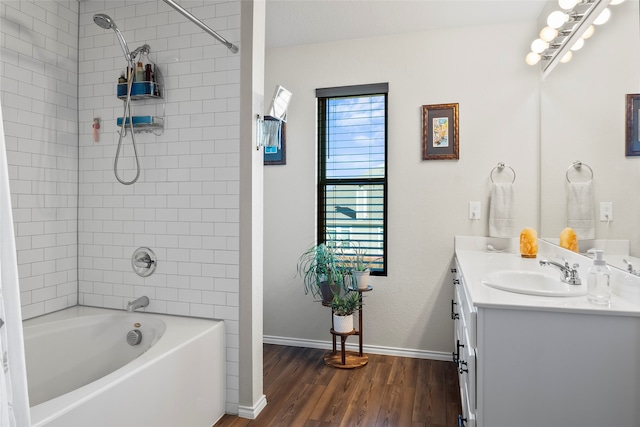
[{"x1": 215, "y1": 344, "x2": 462, "y2": 427}]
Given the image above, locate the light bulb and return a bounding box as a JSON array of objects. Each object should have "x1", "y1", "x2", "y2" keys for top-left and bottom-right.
[
  {"x1": 570, "y1": 38, "x2": 585, "y2": 51},
  {"x1": 558, "y1": 0, "x2": 578, "y2": 10},
  {"x1": 547, "y1": 11, "x2": 568, "y2": 29},
  {"x1": 540, "y1": 26, "x2": 558, "y2": 42},
  {"x1": 526, "y1": 52, "x2": 541, "y2": 65},
  {"x1": 610, "y1": 0, "x2": 625, "y2": 5},
  {"x1": 531, "y1": 39, "x2": 549, "y2": 54},
  {"x1": 581, "y1": 25, "x2": 595, "y2": 39},
  {"x1": 561, "y1": 51, "x2": 573, "y2": 63},
  {"x1": 593, "y1": 8, "x2": 611, "y2": 25}
]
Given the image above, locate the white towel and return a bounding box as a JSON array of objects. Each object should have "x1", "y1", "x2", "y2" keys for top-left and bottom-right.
[
  {"x1": 489, "y1": 182, "x2": 515, "y2": 238},
  {"x1": 567, "y1": 181, "x2": 595, "y2": 240}
]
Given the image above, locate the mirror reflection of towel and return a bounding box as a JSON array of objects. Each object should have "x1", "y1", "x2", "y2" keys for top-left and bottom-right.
[
  {"x1": 489, "y1": 182, "x2": 515, "y2": 238},
  {"x1": 567, "y1": 181, "x2": 595, "y2": 240}
]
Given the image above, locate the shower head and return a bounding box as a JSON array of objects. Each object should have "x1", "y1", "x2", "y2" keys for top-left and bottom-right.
[
  {"x1": 93, "y1": 13, "x2": 114, "y2": 29},
  {"x1": 93, "y1": 13, "x2": 132, "y2": 64}
]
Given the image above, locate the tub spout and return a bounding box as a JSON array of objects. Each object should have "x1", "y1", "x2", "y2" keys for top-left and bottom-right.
[{"x1": 126, "y1": 296, "x2": 149, "y2": 312}]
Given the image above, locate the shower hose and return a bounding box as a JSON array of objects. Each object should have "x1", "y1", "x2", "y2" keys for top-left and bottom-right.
[{"x1": 115, "y1": 63, "x2": 141, "y2": 185}]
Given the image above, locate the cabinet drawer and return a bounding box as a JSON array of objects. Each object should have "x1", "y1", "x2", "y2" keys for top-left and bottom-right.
[
  {"x1": 461, "y1": 328, "x2": 476, "y2": 413},
  {"x1": 455, "y1": 261, "x2": 477, "y2": 349},
  {"x1": 454, "y1": 320, "x2": 476, "y2": 414},
  {"x1": 459, "y1": 383, "x2": 476, "y2": 427}
]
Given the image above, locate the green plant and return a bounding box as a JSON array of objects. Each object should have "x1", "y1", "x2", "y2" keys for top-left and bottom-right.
[
  {"x1": 296, "y1": 242, "x2": 347, "y2": 299},
  {"x1": 346, "y1": 242, "x2": 381, "y2": 272},
  {"x1": 330, "y1": 290, "x2": 362, "y2": 316}
]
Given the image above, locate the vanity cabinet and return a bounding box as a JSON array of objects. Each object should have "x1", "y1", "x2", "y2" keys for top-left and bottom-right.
[
  {"x1": 453, "y1": 256, "x2": 640, "y2": 427},
  {"x1": 452, "y1": 261, "x2": 476, "y2": 427}
]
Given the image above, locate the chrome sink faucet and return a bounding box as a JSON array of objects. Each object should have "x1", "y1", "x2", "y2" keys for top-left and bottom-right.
[
  {"x1": 539, "y1": 259, "x2": 582, "y2": 285},
  {"x1": 126, "y1": 296, "x2": 150, "y2": 312}
]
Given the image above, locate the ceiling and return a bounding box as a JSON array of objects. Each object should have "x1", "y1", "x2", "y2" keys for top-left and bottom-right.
[{"x1": 265, "y1": 0, "x2": 548, "y2": 49}]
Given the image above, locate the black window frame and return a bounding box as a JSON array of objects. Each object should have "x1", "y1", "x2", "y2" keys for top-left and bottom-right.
[{"x1": 316, "y1": 83, "x2": 388, "y2": 276}]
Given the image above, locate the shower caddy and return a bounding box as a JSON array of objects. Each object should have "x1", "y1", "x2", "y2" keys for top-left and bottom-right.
[{"x1": 116, "y1": 64, "x2": 165, "y2": 135}]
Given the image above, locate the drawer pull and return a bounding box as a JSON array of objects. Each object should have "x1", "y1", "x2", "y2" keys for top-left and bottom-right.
[
  {"x1": 459, "y1": 359, "x2": 468, "y2": 374},
  {"x1": 453, "y1": 279, "x2": 460, "y2": 285},
  {"x1": 451, "y1": 300, "x2": 460, "y2": 319},
  {"x1": 453, "y1": 339, "x2": 464, "y2": 364},
  {"x1": 451, "y1": 268, "x2": 457, "y2": 273}
]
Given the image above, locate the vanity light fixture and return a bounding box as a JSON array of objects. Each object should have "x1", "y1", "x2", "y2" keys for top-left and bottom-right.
[
  {"x1": 540, "y1": 26, "x2": 559, "y2": 42},
  {"x1": 526, "y1": 0, "x2": 625, "y2": 78}
]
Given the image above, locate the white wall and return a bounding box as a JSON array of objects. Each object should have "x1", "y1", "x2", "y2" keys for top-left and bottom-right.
[
  {"x1": 264, "y1": 21, "x2": 540, "y2": 355},
  {"x1": 238, "y1": 0, "x2": 266, "y2": 416},
  {"x1": 540, "y1": 0, "x2": 640, "y2": 255},
  {"x1": 0, "y1": 0, "x2": 79, "y2": 319}
]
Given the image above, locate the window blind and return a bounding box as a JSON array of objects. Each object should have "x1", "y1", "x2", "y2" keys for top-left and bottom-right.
[{"x1": 317, "y1": 83, "x2": 388, "y2": 274}]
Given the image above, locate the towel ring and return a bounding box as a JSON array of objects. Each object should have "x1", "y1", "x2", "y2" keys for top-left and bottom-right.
[
  {"x1": 565, "y1": 161, "x2": 593, "y2": 183},
  {"x1": 490, "y1": 162, "x2": 516, "y2": 183}
]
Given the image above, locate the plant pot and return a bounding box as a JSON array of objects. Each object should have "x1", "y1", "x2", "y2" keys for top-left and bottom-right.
[
  {"x1": 319, "y1": 281, "x2": 338, "y2": 304},
  {"x1": 333, "y1": 313, "x2": 354, "y2": 333},
  {"x1": 352, "y1": 270, "x2": 370, "y2": 290}
]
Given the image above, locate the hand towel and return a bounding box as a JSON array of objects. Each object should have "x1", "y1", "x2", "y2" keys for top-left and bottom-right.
[
  {"x1": 567, "y1": 181, "x2": 595, "y2": 240},
  {"x1": 489, "y1": 182, "x2": 515, "y2": 238}
]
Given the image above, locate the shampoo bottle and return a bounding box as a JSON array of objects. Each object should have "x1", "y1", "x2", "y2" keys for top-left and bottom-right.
[
  {"x1": 587, "y1": 250, "x2": 611, "y2": 305},
  {"x1": 135, "y1": 61, "x2": 144, "y2": 82}
]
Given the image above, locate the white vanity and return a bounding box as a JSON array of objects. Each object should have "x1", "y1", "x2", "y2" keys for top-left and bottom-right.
[{"x1": 453, "y1": 236, "x2": 640, "y2": 427}]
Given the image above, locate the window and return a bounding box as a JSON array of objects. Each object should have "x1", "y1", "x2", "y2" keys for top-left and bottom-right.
[{"x1": 316, "y1": 83, "x2": 388, "y2": 275}]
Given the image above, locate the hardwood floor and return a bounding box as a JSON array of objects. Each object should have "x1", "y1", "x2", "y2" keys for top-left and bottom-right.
[{"x1": 215, "y1": 344, "x2": 462, "y2": 427}]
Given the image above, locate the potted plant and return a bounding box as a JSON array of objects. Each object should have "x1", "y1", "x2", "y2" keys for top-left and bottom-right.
[
  {"x1": 347, "y1": 243, "x2": 379, "y2": 290},
  {"x1": 296, "y1": 242, "x2": 347, "y2": 304},
  {"x1": 330, "y1": 290, "x2": 363, "y2": 333}
]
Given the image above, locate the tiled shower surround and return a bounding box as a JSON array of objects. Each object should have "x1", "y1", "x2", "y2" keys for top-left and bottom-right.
[
  {"x1": 1, "y1": 0, "x2": 79, "y2": 319},
  {"x1": 1, "y1": 0, "x2": 241, "y2": 413}
]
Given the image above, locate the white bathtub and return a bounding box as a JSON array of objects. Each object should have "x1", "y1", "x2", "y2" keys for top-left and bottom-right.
[{"x1": 23, "y1": 306, "x2": 226, "y2": 427}]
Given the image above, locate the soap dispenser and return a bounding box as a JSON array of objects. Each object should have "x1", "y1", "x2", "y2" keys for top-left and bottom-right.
[{"x1": 587, "y1": 250, "x2": 611, "y2": 305}]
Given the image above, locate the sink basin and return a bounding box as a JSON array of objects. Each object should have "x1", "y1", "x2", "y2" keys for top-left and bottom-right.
[{"x1": 481, "y1": 270, "x2": 587, "y2": 297}]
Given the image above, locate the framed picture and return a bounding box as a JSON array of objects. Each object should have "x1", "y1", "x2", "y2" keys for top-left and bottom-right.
[
  {"x1": 421, "y1": 103, "x2": 459, "y2": 160},
  {"x1": 264, "y1": 116, "x2": 286, "y2": 165},
  {"x1": 626, "y1": 94, "x2": 640, "y2": 156}
]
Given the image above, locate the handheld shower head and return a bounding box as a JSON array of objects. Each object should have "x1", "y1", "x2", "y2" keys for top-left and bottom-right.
[
  {"x1": 93, "y1": 13, "x2": 114, "y2": 29},
  {"x1": 93, "y1": 13, "x2": 132, "y2": 64}
]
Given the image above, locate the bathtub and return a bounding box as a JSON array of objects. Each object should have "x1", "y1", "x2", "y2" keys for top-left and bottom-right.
[{"x1": 23, "y1": 306, "x2": 226, "y2": 427}]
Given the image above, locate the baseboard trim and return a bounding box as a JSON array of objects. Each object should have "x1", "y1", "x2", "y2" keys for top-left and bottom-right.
[
  {"x1": 237, "y1": 394, "x2": 267, "y2": 419},
  {"x1": 263, "y1": 335, "x2": 452, "y2": 362}
]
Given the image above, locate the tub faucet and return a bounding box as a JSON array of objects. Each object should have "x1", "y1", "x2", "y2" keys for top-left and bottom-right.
[
  {"x1": 539, "y1": 259, "x2": 581, "y2": 285},
  {"x1": 126, "y1": 296, "x2": 149, "y2": 312}
]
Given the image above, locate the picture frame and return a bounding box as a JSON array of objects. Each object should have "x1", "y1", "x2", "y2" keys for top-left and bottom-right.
[
  {"x1": 625, "y1": 94, "x2": 640, "y2": 156},
  {"x1": 421, "y1": 103, "x2": 459, "y2": 160},
  {"x1": 263, "y1": 116, "x2": 286, "y2": 165}
]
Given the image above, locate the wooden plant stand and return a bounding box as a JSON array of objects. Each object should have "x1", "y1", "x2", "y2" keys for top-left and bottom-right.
[{"x1": 323, "y1": 286, "x2": 371, "y2": 369}]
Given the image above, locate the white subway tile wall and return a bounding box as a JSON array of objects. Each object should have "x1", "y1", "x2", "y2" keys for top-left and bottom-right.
[
  {"x1": 1, "y1": 0, "x2": 240, "y2": 413},
  {"x1": 0, "y1": 0, "x2": 79, "y2": 319}
]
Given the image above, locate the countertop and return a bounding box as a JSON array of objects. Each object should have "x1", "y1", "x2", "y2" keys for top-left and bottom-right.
[{"x1": 454, "y1": 236, "x2": 640, "y2": 317}]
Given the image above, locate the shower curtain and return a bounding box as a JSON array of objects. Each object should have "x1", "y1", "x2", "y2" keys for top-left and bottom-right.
[{"x1": 0, "y1": 102, "x2": 31, "y2": 425}]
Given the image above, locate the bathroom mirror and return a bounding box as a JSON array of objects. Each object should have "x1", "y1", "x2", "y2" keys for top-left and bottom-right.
[{"x1": 539, "y1": 0, "x2": 640, "y2": 271}]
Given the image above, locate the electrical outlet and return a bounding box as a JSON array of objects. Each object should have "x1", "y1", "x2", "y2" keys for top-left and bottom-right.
[
  {"x1": 469, "y1": 201, "x2": 481, "y2": 220},
  {"x1": 600, "y1": 202, "x2": 613, "y2": 222}
]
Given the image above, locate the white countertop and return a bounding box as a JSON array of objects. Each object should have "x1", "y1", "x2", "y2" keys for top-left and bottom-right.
[{"x1": 454, "y1": 236, "x2": 640, "y2": 317}]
